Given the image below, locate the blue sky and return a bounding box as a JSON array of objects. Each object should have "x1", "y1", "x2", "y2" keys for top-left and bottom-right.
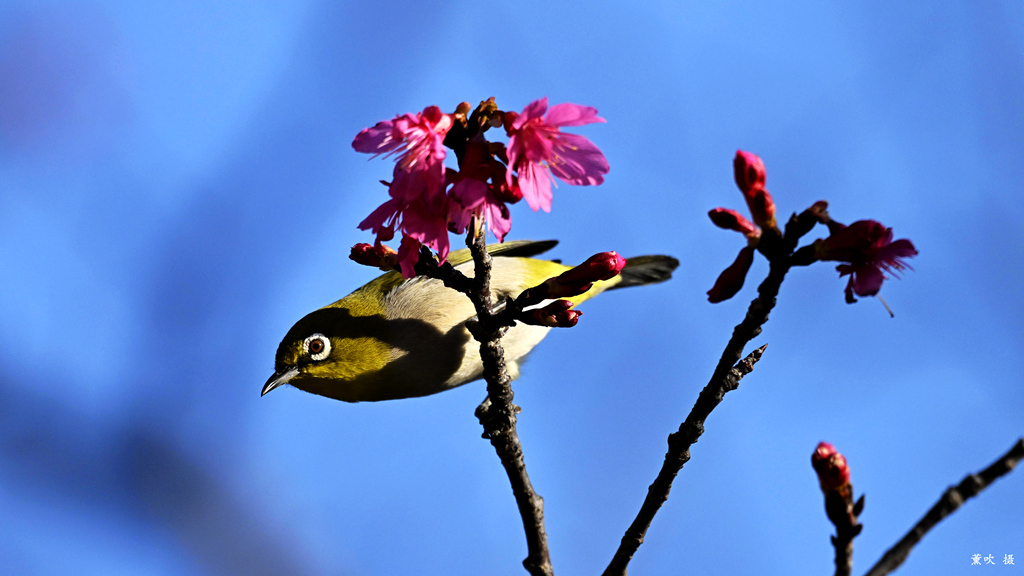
[{"x1": 0, "y1": 1, "x2": 1021, "y2": 575}]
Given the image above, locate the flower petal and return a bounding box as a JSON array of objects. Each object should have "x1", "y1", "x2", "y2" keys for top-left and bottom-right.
[
  {"x1": 513, "y1": 97, "x2": 548, "y2": 130},
  {"x1": 485, "y1": 199, "x2": 512, "y2": 242},
  {"x1": 396, "y1": 236, "x2": 422, "y2": 278},
  {"x1": 880, "y1": 238, "x2": 918, "y2": 261},
  {"x1": 517, "y1": 162, "x2": 554, "y2": 213},
  {"x1": 548, "y1": 133, "x2": 609, "y2": 186},
  {"x1": 352, "y1": 119, "x2": 401, "y2": 154},
  {"x1": 449, "y1": 177, "x2": 488, "y2": 210},
  {"x1": 402, "y1": 200, "x2": 449, "y2": 254},
  {"x1": 544, "y1": 103, "x2": 606, "y2": 127},
  {"x1": 358, "y1": 198, "x2": 401, "y2": 239},
  {"x1": 851, "y1": 263, "x2": 885, "y2": 296}
]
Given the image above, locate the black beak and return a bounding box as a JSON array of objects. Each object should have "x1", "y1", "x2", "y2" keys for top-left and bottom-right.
[{"x1": 262, "y1": 367, "x2": 300, "y2": 396}]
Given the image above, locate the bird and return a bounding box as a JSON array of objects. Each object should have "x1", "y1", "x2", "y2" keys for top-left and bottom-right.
[{"x1": 262, "y1": 240, "x2": 678, "y2": 402}]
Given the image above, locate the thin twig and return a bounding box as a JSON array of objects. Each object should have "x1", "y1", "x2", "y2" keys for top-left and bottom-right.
[
  {"x1": 601, "y1": 342, "x2": 769, "y2": 576},
  {"x1": 602, "y1": 212, "x2": 815, "y2": 575},
  {"x1": 825, "y1": 490, "x2": 865, "y2": 576},
  {"x1": 863, "y1": 438, "x2": 1024, "y2": 576},
  {"x1": 834, "y1": 526, "x2": 855, "y2": 576}
]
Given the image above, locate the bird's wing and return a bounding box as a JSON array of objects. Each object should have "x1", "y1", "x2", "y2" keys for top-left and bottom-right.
[{"x1": 447, "y1": 239, "x2": 559, "y2": 266}]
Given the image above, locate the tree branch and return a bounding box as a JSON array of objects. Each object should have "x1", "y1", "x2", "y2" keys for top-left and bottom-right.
[
  {"x1": 602, "y1": 342, "x2": 768, "y2": 576},
  {"x1": 825, "y1": 490, "x2": 865, "y2": 576},
  {"x1": 602, "y1": 216, "x2": 808, "y2": 576},
  {"x1": 862, "y1": 438, "x2": 1024, "y2": 576},
  {"x1": 466, "y1": 229, "x2": 553, "y2": 576},
  {"x1": 416, "y1": 230, "x2": 553, "y2": 576}
]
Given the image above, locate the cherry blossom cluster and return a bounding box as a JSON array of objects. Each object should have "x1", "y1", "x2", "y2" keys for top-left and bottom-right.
[
  {"x1": 708, "y1": 150, "x2": 918, "y2": 305},
  {"x1": 349, "y1": 97, "x2": 609, "y2": 277}
]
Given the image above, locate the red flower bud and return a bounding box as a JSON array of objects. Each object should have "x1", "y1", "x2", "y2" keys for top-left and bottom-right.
[
  {"x1": 747, "y1": 188, "x2": 777, "y2": 230},
  {"x1": 502, "y1": 111, "x2": 520, "y2": 134},
  {"x1": 542, "y1": 278, "x2": 592, "y2": 299},
  {"x1": 545, "y1": 251, "x2": 626, "y2": 297},
  {"x1": 708, "y1": 208, "x2": 760, "y2": 238},
  {"x1": 733, "y1": 150, "x2": 766, "y2": 195},
  {"x1": 349, "y1": 242, "x2": 398, "y2": 271},
  {"x1": 707, "y1": 245, "x2": 755, "y2": 303},
  {"x1": 523, "y1": 299, "x2": 582, "y2": 328},
  {"x1": 812, "y1": 442, "x2": 852, "y2": 493},
  {"x1": 731, "y1": 151, "x2": 776, "y2": 231}
]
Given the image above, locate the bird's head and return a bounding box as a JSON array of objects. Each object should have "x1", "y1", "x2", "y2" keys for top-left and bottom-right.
[{"x1": 262, "y1": 305, "x2": 394, "y2": 402}]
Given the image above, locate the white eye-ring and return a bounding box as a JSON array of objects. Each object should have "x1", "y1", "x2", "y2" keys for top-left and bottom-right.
[{"x1": 303, "y1": 333, "x2": 331, "y2": 361}]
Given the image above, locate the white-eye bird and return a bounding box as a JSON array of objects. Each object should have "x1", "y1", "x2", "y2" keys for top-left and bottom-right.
[{"x1": 262, "y1": 240, "x2": 678, "y2": 402}]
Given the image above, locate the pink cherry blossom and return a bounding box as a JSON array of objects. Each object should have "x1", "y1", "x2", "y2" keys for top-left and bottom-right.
[
  {"x1": 447, "y1": 141, "x2": 513, "y2": 242},
  {"x1": 505, "y1": 98, "x2": 609, "y2": 212},
  {"x1": 353, "y1": 106, "x2": 452, "y2": 210},
  {"x1": 358, "y1": 195, "x2": 451, "y2": 278},
  {"x1": 449, "y1": 176, "x2": 512, "y2": 242},
  {"x1": 815, "y1": 220, "x2": 918, "y2": 303},
  {"x1": 396, "y1": 199, "x2": 451, "y2": 277},
  {"x1": 354, "y1": 106, "x2": 455, "y2": 277}
]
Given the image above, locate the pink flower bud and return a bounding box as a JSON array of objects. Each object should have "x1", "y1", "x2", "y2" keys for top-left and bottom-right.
[
  {"x1": 544, "y1": 251, "x2": 627, "y2": 298},
  {"x1": 547, "y1": 252, "x2": 627, "y2": 297},
  {"x1": 349, "y1": 242, "x2": 398, "y2": 271},
  {"x1": 554, "y1": 308, "x2": 581, "y2": 327},
  {"x1": 708, "y1": 208, "x2": 760, "y2": 238},
  {"x1": 566, "y1": 251, "x2": 627, "y2": 282},
  {"x1": 707, "y1": 245, "x2": 755, "y2": 303},
  {"x1": 523, "y1": 300, "x2": 582, "y2": 328},
  {"x1": 812, "y1": 442, "x2": 852, "y2": 493},
  {"x1": 542, "y1": 278, "x2": 592, "y2": 299},
  {"x1": 733, "y1": 150, "x2": 766, "y2": 195}
]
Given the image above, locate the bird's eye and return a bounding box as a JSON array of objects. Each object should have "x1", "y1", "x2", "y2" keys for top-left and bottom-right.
[{"x1": 303, "y1": 333, "x2": 331, "y2": 361}]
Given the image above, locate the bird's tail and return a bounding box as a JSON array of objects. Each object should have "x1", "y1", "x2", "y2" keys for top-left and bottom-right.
[{"x1": 608, "y1": 255, "x2": 680, "y2": 290}]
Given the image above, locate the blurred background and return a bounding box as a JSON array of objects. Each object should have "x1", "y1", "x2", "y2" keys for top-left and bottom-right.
[{"x1": 0, "y1": 1, "x2": 1021, "y2": 574}]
